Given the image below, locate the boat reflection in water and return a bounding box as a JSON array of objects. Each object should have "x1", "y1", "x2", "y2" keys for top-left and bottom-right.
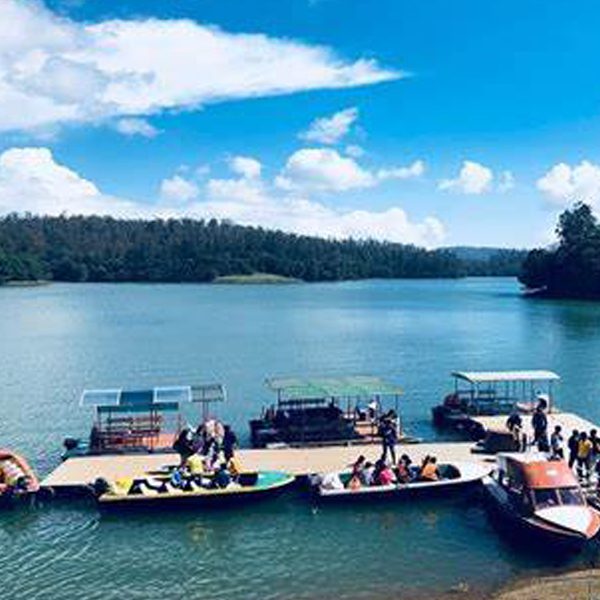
[{"x1": 484, "y1": 452, "x2": 600, "y2": 552}]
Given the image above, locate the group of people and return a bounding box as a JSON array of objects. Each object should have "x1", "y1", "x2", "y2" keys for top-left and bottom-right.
[
  {"x1": 172, "y1": 420, "x2": 240, "y2": 489},
  {"x1": 341, "y1": 453, "x2": 441, "y2": 490},
  {"x1": 506, "y1": 396, "x2": 600, "y2": 482}
]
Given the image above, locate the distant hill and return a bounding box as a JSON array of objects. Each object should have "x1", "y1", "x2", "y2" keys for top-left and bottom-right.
[
  {"x1": 447, "y1": 246, "x2": 529, "y2": 276},
  {"x1": 0, "y1": 214, "x2": 527, "y2": 284}
]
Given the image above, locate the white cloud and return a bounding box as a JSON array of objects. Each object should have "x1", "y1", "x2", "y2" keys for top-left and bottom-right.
[
  {"x1": 300, "y1": 107, "x2": 358, "y2": 144},
  {"x1": 114, "y1": 117, "x2": 160, "y2": 138},
  {"x1": 438, "y1": 160, "x2": 493, "y2": 195},
  {"x1": 229, "y1": 156, "x2": 262, "y2": 179},
  {"x1": 497, "y1": 170, "x2": 515, "y2": 193},
  {"x1": 159, "y1": 175, "x2": 199, "y2": 203},
  {"x1": 0, "y1": 145, "x2": 444, "y2": 247},
  {"x1": 0, "y1": 0, "x2": 400, "y2": 133},
  {"x1": 345, "y1": 144, "x2": 365, "y2": 158},
  {"x1": 377, "y1": 160, "x2": 425, "y2": 181},
  {"x1": 0, "y1": 147, "x2": 139, "y2": 216},
  {"x1": 537, "y1": 161, "x2": 600, "y2": 208},
  {"x1": 276, "y1": 148, "x2": 424, "y2": 193},
  {"x1": 275, "y1": 148, "x2": 374, "y2": 192}
]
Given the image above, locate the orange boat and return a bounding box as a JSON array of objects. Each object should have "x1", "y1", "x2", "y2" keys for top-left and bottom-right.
[
  {"x1": 0, "y1": 449, "x2": 40, "y2": 506},
  {"x1": 484, "y1": 452, "x2": 600, "y2": 551}
]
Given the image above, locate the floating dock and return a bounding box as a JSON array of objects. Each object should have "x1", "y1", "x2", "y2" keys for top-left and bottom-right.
[
  {"x1": 42, "y1": 441, "x2": 484, "y2": 494},
  {"x1": 41, "y1": 411, "x2": 600, "y2": 495},
  {"x1": 471, "y1": 411, "x2": 597, "y2": 437}
]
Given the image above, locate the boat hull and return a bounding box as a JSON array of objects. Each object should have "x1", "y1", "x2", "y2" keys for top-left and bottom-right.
[
  {"x1": 97, "y1": 472, "x2": 296, "y2": 512},
  {"x1": 483, "y1": 477, "x2": 596, "y2": 552},
  {"x1": 313, "y1": 462, "x2": 490, "y2": 503}
]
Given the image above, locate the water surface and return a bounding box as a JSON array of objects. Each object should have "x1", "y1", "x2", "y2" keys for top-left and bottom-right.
[{"x1": 2, "y1": 278, "x2": 600, "y2": 599}]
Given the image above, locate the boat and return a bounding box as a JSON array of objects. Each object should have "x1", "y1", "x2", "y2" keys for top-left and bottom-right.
[
  {"x1": 62, "y1": 383, "x2": 226, "y2": 459},
  {"x1": 250, "y1": 375, "x2": 416, "y2": 448},
  {"x1": 0, "y1": 449, "x2": 40, "y2": 507},
  {"x1": 95, "y1": 470, "x2": 296, "y2": 510},
  {"x1": 311, "y1": 461, "x2": 490, "y2": 501},
  {"x1": 432, "y1": 370, "x2": 560, "y2": 439},
  {"x1": 483, "y1": 452, "x2": 600, "y2": 551}
]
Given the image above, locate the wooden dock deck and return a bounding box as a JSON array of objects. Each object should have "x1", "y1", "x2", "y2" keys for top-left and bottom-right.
[
  {"x1": 471, "y1": 411, "x2": 597, "y2": 437},
  {"x1": 41, "y1": 441, "x2": 487, "y2": 492}
]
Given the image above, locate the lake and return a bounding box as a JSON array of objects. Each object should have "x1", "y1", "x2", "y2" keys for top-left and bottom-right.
[{"x1": 2, "y1": 278, "x2": 600, "y2": 599}]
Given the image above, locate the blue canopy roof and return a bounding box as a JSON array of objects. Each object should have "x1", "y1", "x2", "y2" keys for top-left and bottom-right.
[{"x1": 80, "y1": 384, "x2": 226, "y2": 412}]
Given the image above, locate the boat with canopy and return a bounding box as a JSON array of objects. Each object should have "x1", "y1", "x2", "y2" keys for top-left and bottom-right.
[
  {"x1": 432, "y1": 370, "x2": 560, "y2": 437},
  {"x1": 63, "y1": 383, "x2": 226, "y2": 458},
  {"x1": 249, "y1": 376, "x2": 412, "y2": 448},
  {"x1": 484, "y1": 453, "x2": 600, "y2": 551}
]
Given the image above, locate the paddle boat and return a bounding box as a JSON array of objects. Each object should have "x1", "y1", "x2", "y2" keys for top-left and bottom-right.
[
  {"x1": 432, "y1": 370, "x2": 560, "y2": 439},
  {"x1": 483, "y1": 452, "x2": 600, "y2": 551},
  {"x1": 311, "y1": 461, "x2": 490, "y2": 502},
  {"x1": 0, "y1": 449, "x2": 40, "y2": 507},
  {"x1": 94, "y1": 470, "x2": 295, "y2": 510}
]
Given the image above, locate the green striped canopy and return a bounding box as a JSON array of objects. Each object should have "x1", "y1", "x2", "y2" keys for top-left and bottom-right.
[{"x1": 265, "y1": 376, "x2": 403, "y2": 400}]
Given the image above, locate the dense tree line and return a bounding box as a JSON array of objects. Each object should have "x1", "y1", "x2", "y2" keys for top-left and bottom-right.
[
  {"x1": 0, "y1": 214, "x2": 522, "y2": 284},
  {"x1": 520, "y1": 203, "x2": 600, "y2": 298},
  {"x1": 448, "y1": 247, "x2": 528, "y2": 276}
]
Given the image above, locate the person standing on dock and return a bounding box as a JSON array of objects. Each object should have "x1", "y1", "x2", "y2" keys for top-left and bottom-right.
[
  {"x1": 550, "y1": 425, "x2": 564, "y2": 460},
  {"x1": 380, "y1": 415, "x2": 397, "y2": 464},
  {"x1": 568, "y1": 429, "x2": 580, "y2": 469},
  {"x1": 223, "y1": 425, "x2": 238, "y2": 462},
  {"x1": 531, "y1": 397, "x2": 549, "y2": 452}
]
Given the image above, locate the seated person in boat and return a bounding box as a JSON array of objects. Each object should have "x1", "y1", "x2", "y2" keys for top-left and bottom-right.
[
  {"x1": 372, "y1": 459, "x2": 396, "y2": 486},
  {"x1": 212, "y1": 463, "x2": 232, "y2": 489},
  {"x1": 173, "y1": 428, "x2": 195, "y2": 466},
  {"x1": 362, "y1": 461, "x2": 375, "y2": 486},
  {"x1": 345, "y1": 455, "x2": 367, "y2": 489},
  {"x1": 419, "y1": 456, "x2": 440, "y2": 481},
  {"x1": 396, "y1": 454, "x2": 413, "y2": 483},
  {"x1": 227, "y1": 455, "x2": 242, "y2": 481}
]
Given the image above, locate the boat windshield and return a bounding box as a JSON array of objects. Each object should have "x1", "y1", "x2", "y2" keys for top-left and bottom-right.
[
  {"x1": 533, "y1": 489, "x2": 559, "y2": 509},
  {"x1": 558, "y1": 487, "x2": 585, "y2": 506},
  {"x1": 532, "y1": 487, "x2": 585, "y2": 509}
]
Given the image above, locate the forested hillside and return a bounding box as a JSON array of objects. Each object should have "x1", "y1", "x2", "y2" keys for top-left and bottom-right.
[{"x1": 0, "y1": 215, "x2": 466, "y2": 283}]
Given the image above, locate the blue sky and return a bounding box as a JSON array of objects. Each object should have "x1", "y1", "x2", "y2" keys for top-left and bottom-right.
[{"x1": 2, "y1": 0, "x2": 600, "y2": 247}]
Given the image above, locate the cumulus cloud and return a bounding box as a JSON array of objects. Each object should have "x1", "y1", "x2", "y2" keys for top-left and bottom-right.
[
  {"x1": 275, "y1": 148, "x2": 424, "y2": 193},
  {"x1": 300, "y1": 107, "x2": 358, "y2": 144},
  {"x1": 537, "y1": 161, "x2": 600, "y2": 208},
  {"x1": 229, "y1": 156, "x2": 262, "y2": 179},
  {"x1": 438, "y1": 160, "x2": 493, "y2": 195},
  {"x1": 0, "y1": 0, "x2": 400, "y2": 133},
  {"x1": 114, "y1": 117, "x2": 160, "y2": 138},
  {"x1": 0, "y1": 146, "x2": 445, "y2": 247},
  {"x1": 497, "y1": 170, "x2": 515, "y2": 193},
  {"x1": 0, "y1": 147, "x2": 139, "y2": 216},
  {"x1": 159, "y1": 175, "x2": 199, "y2": 203},
  {"x1": 345, "y1": 144, "x2": 365, "y2": 158}
]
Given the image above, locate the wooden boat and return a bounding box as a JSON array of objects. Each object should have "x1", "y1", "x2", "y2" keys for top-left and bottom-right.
[
  {"x1": 96, "y1": 470, "x2": 295, "y2": 510},
  {"x1": 483, "y1": 453, "x2": 600, "y2": 551},
  {"x1": 311, "y1": 461, "x2": 490, "y2": 501},
  {"x1": 0, "y1": 449, "x2": 40, "y2": 506}
]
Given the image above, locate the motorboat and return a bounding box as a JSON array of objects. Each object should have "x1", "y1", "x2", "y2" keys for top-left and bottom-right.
[
  {"x1": 95, "y1": 470, "x2": 295, "y2": 510},
  {"x1": 483, "y1": 452, "x2": 600, "y2": 551},
  {"x1": 0, "y1": 449, "x2": 40, "y2": 507},
  {"x1": 311, "y1": 461, "x2": 490, "y2": 501}
]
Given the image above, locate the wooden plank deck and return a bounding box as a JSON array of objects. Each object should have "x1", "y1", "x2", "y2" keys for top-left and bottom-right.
[
  {"x1": 471, "y1": 411, "x2": 598, "y2": 436},
  {"x1": 41, "y1": 441, "x2": 488, "y2": 490}
]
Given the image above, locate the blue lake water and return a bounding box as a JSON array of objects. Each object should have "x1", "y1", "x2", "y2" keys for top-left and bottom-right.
[{"x1": 2, "y1": 278, "x2": 600, "y2": 599}]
